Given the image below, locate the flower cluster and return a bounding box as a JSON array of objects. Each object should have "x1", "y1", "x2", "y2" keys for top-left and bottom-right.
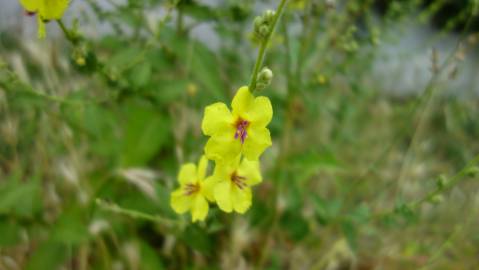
[
  {"x1": 170, "y1": 86, "x2": 273, "y2": 222},
  {"x1": 19, "y1": 0, "x2": 70, "y2": 38}
]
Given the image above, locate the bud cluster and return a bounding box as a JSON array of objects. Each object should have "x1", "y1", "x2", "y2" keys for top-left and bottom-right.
[
  {"x1": 253, "y1": 10, "x2": 276, "y2": 41},
  {"x1": 255, "y1": 67, "x2": 273, "y2": 91}
]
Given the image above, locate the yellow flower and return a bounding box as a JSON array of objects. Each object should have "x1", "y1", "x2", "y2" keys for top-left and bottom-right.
[
  {"x1": 202, "y1": 86, "x2": 272, "y2": 162},
  {"x1": 170, "y1": 156, "x2": 214, "y2": 222},
  {"x1": 210, "y1": 157, "x2": 262, "y2": 213},
  {"x1": 19, "y1": 0, "x2": 70, "y2": 38}
]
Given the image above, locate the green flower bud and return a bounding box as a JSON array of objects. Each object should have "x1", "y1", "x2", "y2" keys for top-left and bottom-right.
[
  {"x1": 253, "y1": 10, "x2": 276, "y2": 42},
  {"x1": 256, "y1": 67, "x2": 273, "y2": 91}
]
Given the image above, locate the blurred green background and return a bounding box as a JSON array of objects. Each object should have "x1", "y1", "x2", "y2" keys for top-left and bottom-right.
[{"x1": 1, "y1": 0, "x2": 479, "y2": 269}]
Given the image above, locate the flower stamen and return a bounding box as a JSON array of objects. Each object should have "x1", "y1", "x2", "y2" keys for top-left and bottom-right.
[
  {"x1": 183, "y1": 183, "x2": 200, "y2": 196},
  {"x1": 231, "y1": 171, "x2": 247, "y2": 190},
  {"x1": 234, "y1": 119, "x2": 250, "y2": 144}
]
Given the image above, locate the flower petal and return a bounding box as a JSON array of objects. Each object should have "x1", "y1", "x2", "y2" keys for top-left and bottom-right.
[
  {"x1": 243, "y1": 127, "x2": 272, "y2": 160},
  {"x1": 232, "y1": 187, "x2": 252, "y2": 213},
  {"x1": 204, "y1": 133, "x2": 241, "y2": 162},
  {"x1": 39, "y1": 0, "x2": 69, "y2": 20},
  {"x1": 249, "y1": 96, "x2": 273, "y2": 128},
  {"x1": 191, "y1": 195, "x2": 209, "y2": 222},
  {"x1": 170, "y1": 189, "x2": 191, "y2": 214},
  {"x1": 202, "y1": 102, "x2": 234, "y2": 136},
  {"x1": 238, "y1": 159, "x2": 262, "y2": 186},
  {"x1": 197, "y1": 155, "x2": 208, "y2": 181},
  {"x1": 178, "y1": 163, "x2": 197, "y2": 185},
  {"x1": 231, "y1": 86, "x2": 254, "y2": 117},
  {"x1": 214, "y1": 181, "x2": 233, "y2": 213},
  {"x1": 201, "y1": 176, "x2": 218, "y2": 202},
  {"x1": 20, "y1": 0, "x2": 39, "y2": 12}
]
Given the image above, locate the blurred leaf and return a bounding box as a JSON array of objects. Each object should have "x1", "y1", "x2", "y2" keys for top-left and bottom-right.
[
  {"x1": 25, "y1": 242, "x2": 67, "y2": 270},
  {"x1": 130, "y1": 62, "x2": 152, "y2": 89},
  {"x1": 291, "y1": 150, "x2": 341, "y2": 182},
  {"x1": 181, "y1": 225, "x2": 212, "y2": 254},
  {"x1": 120, "y1": 99, "x2": 170, "y2": 166},
  {"x1": 0, "y1": 219, "x2": 21, "y2": 246},
  {"x1": 180, "y1": 2, "x2": 218, "y2": 21},
  {"x1": 139, "y1": 241, "x2": 165, "y2": 270},
  {"x1": 51, "y1": 208, "x2": 89, "y2": 245},
  {"x1": 280, "y1": 210, "x2": 309, "y2": 241},
  {"x1": 313, "y1": 196, "x2": 342, "y2": 225},
  {"x1": 150, "y1": 80, "x2": 188, "y2": 105},
  {"x1": 0, "y1": 177, "x2": 41, "y2": 217},
  {"x1": 341, "y1": 220, "x2": 357, "y2": 251}
]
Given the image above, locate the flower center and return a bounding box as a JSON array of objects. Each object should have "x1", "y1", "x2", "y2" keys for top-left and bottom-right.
[
  {"x1": 234, "y1": 118, "x2": 249, "y2": 144},
  {"x1": 25, "y1": 11, "x2": 36, "y2": 16},
  {"x1": 183, "y1": 183, "x2": 200, "y2": 196},
  {"x1": 230, "y1": 171, "x2": 247, "y2": 190}
]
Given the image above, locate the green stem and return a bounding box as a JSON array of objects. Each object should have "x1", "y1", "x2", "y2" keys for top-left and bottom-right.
[
  {"x1": 248, "y1": 0, "x2": 289, "y2": 93},
  {"x1": 95, "y1": 198, "x2": 180, "y2": 226},
  {"x1": 57, "y1": 19, "x2": 77, "y2": 44}
]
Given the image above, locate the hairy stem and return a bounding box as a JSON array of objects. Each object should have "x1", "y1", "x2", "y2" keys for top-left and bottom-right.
[{"x1": 248, "y1": 0, "x2": 289, "y2": 93}]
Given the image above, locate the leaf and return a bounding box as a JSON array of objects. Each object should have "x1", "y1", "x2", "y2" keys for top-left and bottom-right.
[
  {"x1": 313, "y1": 196, "x2": 342, "y2": 225},
  {"x1": 279, "y1": 210, "x2": 309, "y2": 241},
  {"x1": 130, "y1": 62, "x2": 152, "y2": 89},
  {"x1": 139, "y1": 241, "x2": 165, "y2": 270},
  {"x1": 120, "y1": 99, "x2": 170, "y2": 166},
  {"x1": 0, "y1": 177, "x2": 42, "y2": 217},
  {"x1": 25, "y1": 241, "x2": 67, "y2": 270},
  {"x1": 50, "y1": 208, "x2": 90, "y2": 245},
  {"x1": 181, "y1": 225, "x2": 212, "y2": 254},
  {"x1": 0, "y1": 220, "x2": 21, "y2": 246}
]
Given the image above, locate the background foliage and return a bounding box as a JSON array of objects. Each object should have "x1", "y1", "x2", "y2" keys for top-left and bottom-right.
[{"x1": 1, "y1": 0, "x2": 479, "y2": 269}]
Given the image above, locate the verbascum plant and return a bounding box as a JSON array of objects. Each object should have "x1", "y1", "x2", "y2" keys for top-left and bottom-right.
[
  {"x1": 170, "y1": 0, "x2": 287, "y2": 222},
  {"x1": 19, "y1": 0, "x2": 70, "y2": 38}
]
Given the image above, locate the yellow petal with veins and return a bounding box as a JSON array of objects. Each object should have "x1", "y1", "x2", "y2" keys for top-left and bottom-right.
[
  {"x1": 214, "y1": 181, "x2": 233, "y2": 213},
  {"x1": 243, "y1": 127, "x2": 272, "y2": 160},
  {"x1": 231, "y1": 86, "x2": 253, "y2": 117},
  {"x1": 178, "y1": 163, "x2": 197, "y2": 185},
  {"x1": 238, "y1": 159, "x2": 262, "y2": 186},
  {"x1": 170, "y1": 189, "x2": 192, "y2": 214},
  {"x1": 202, "y1": 102, "x2": 234, "y2": 136},
  {"x1": 191, "y1": 195, "x2": 209, "y2": 222}
]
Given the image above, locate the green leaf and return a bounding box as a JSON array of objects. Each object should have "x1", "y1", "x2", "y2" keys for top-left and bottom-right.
[
  {"x1": 25, "y1": 242, "x2": 67, "y2": 270},
  {"x1": 139, "y1": 241, "x2": 165, "y2": 270},
  {"x1": 50, "y1": 208, "x2": 90, "y2": 245},
  {"x1": 0, "y1": 220, "x2": 21, "y2": 246},
  {"x1": 313, "y1": 196, "x2": 342, "y2": 225},
  {"x1": 130, "y1": 62, "x2": 152, "y2": 89},
  {"x1": 280, "y1": 210, "x2": 309, "y2": 241},
  {"x1": 0, "y1": 178, "x2": 42, "y2": 217},
  {"x1": 120, "y1": 99, "x2": 170, "y2": 166},
  {"x1": 181, "y1": 225, "x2": 212, "y2": 254}
]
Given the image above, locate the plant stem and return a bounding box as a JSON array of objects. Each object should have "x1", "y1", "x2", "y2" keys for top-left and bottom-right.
[
  {"x1": 248, "y1": 0, "x2": 289, "y2": 93},
  {"x1": 57, "y1": 19, "x2": 77, "y2": 45},
  {"x1": 95, "y1": 198, "x2": 180, "y2": 226}
]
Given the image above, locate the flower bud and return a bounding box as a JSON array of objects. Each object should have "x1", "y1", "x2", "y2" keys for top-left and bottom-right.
[
  {"x1": 253, "y1": 10, "x2": 276, "y2": 42},
  {"x1": 256, "y1": 67, "x2": 273, "y2": 91}
]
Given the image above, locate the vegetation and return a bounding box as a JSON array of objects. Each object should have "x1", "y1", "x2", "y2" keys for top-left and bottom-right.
[{"x1": 0, "y1": 0, "x2": 478, "y2": 269}]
